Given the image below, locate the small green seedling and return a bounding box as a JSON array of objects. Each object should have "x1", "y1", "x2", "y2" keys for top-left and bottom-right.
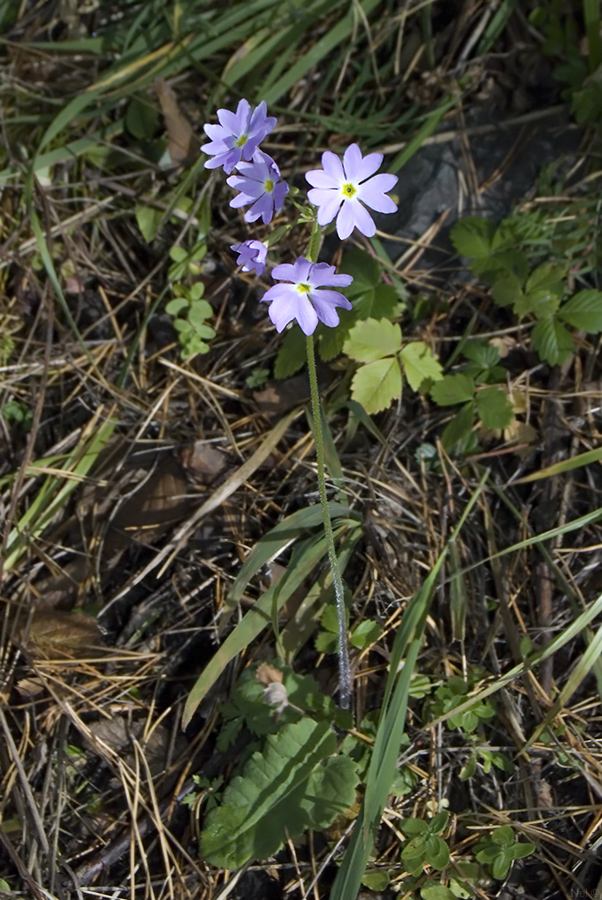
[
  {"x1": 428, "y1": 674, "x2": 496, "y2": 733},
  {"x1": 165, "y1": 282, "x2": 215, "y2": 360},
  {"x1": 401, "y1": 810, "x2": 451, "y2": 875},
  {"x1": 474, "y1": 825, "x2": 535, "y2": 879}
]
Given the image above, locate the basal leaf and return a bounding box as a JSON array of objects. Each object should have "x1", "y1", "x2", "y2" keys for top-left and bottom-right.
[
  {"x1": 450, "y1": 216, "x2": 496, "y2": 258},
  {"x1": 350, "y1": 358, "x2": 402, "y2": 414},
  {"x1": 532, "y1": 316, "x2": 574, "y2": 366},
  {"x1": 274, "y1": 326, "x2": 307, "y2": 378},
  {"x1": 343, "y1": 318, "x2": 402, "y2": 363},
  {"x1": 476, "y1": 387, "x2": 514, "y2": 430},
  {"x1": 515, "y1": 288, "x2": 560, "y2": 320},
  {"x1": 136, "y1": 204, "x2": 163, "y2": 243},
  {"x1": 201, "y1": 719, "x2": 357, "y2": 869},
  {"x1": 525, "y1": 263, "x2": 565, "y2": 299},
  {"x1": 400, "y1": 341, "x2": 443, "y2": 391},
  {"x1": 491, "y1": 273, "x2": 523, "y2": 308},
  {"x1": 430, "y1": 373, "x2": 475, "y2": 406},
  {"x1": 557, "y1": 289, "x2": 602, "y2": 333},
  {"x1": 340, "y1": 247, "x2": 381, "y2": 291},
  {"x1": 440, "y1": 402, "x2": 475, "y2": 453},
  {"x1": 371, "y1": 282, "x2": 402, "y2": 319}
]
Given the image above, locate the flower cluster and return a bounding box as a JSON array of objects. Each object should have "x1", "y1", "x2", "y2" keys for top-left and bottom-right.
[
  {"x1": 201, "y1": 100, "x2": 287, "y2": 226},
  {"x1": 202, "y1": 99, "x2": 398, "y2": 335}
]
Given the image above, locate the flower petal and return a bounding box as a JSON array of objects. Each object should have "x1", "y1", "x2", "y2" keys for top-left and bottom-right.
[
  {"x1": 305, "y1": 168, "x2": 338, "y2": 189},
  {"x1": 271, "y1": 262, "x2": 298, "y2": 282},
  {"x1": 321, "y1": 150, "x2": 345, "y2": 183},
  {"x1": 349, "y1": 199, "x2": 376, "y2": 236},
  {"x1": 310, "y1": 289, "x2": 352, "y2": 327},
  {"x1": 343, "y1": 144, "x2": 383, "y2": 182},
  {"x1": 307, "y1": 189, "x2": 342, "y2": 226},
  {"x1": 293, "y1": 294, "x2": 319, "y2": 335},
  {"x1": 335, "y1": 201, "x2": 356, "y2": 240},
  {"x1": 358, "y1": 173, "x2": 398, "y2": 211}
]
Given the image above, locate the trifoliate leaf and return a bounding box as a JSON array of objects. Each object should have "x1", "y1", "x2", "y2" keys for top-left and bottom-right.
[
  {"x1": 450, "y1": 216, "x2": 496, "y2": 258},
  {"x1": 557, "y1": 289, "x2": 602, "y2": 333},
  {"x1": 350, "y1": 358, "x2": 402, "y2": 414},
  {"x1": 532, "y1": 316, "x2": 574, "y2": 365},
  {"x1": 274, "y1": 327, "x2": 307, "y2": 378},
  {"x1": 400, "y1": 341, "x2": 443, "y2": 391},
  {"x1": 371, "y1": 282, "x2": 402, "y2": 319},
  {"x1": 430, "y1": 373, "x2": 475, "y2": 406},
  {"x1": 201, "y1": 719, "x2": 357, "y2": 869},
  {"x1": 343, "y1": 318, "x2": 402, "y2": 363},
  {"x1": 475, "y1": 387, "x2": 514, "y2": 430},
  {"x1": 341, "y1": 247, "x2": 381, "y2": 289}
]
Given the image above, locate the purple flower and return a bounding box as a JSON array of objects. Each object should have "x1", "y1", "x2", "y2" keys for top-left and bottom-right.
[
  {"x1": 201, "y1": 100, "x2": 277, "y2": 174},
  {"x1": 261, "y1": 257, "x2": 353, "y2": 335},
  {"x1": 231, "y1": 239, "x2": 268, "y2": 276},
  {"x1": 226, "y1": 151, "x2": 289, "y2": 225},
  {"x1": 306, "y1": 143, "x2": 398, "y2": 240}
]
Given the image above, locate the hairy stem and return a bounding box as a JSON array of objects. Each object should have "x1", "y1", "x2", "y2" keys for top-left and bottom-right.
[{"x1": 305, "y1": 333, "x2": 351, "y2": 709}]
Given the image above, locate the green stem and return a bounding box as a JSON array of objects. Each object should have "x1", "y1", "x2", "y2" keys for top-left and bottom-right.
[{"x1": 306, "y1": 333, "x2": 351, "y2": 709}]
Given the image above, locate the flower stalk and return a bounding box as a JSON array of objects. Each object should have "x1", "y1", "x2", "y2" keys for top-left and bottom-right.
[{"x1": 305, "y1": 331, "x2": 351, "y2": 709}]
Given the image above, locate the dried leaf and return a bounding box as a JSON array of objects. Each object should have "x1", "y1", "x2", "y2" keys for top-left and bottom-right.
[
  {"x1": 256, "y1": 662, "x2": 284, "y2": 686},
  {"x1": 24, "y1": 610, "x2": 103, "y2": 656},
  {"x1": 155, "y1": 78, "x2": 195, "y2": 165}
]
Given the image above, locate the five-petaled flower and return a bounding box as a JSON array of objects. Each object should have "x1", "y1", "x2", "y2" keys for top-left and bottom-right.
[
  {"x1": 261, "y1": 257, "x2": 353, "y2": 335},
  {"x1": 231, "y1": 239, "x2": 268, "y2": 276},
  {"x1": 306, "y1": 143, "x2": 398, "y2": 240},
  {"x1": 201, "y1": 100, "x2": 276, "y2": 174},
  {"x1": 226, "y1": 150, "x2": 289, "y2": 224}
]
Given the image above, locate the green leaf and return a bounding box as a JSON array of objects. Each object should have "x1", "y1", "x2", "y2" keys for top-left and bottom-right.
[
  {"x1": 400, "y1": 342, "x2": 443, "y2": 391},
  {"x1": 450, "y1": 216, "x2": 496, "y2": 258},
  {"x1": 441, "y1": 402, "x2": 475, "y2": 453},
  {"x1": 512, "y1": 842, "x2": 536, "y2": 859},
  {"x1": 558, "y1": 289, "x2": 602, "y2": 333},
  {"x1": 492, "y1": 825, "x2": 514, "y2": 847},
  {"x1": 430, "y1": 374, "x2": 475, "y2": 406},
  {"x1": 532, "y1": 316, "x2": 574, "y2": 365},
  {"x1": 136, "y1": 204, "x2": 163, "y2": 243},
  {"x1": 462, "y1": 340, "x2": 500, "y2": 370},
  {"x1": 274, "y1": 327, "x2": 307, "y2": 378},
  {"x1": 492, "y1": 273, "x2": 523, "y2": 308},
  {"x1": 350, "y1": 358, "x2": 402, "y2": 414},
  {"x1": 361, "y1": 871, "x2": 390, "y2": 891},
  {"x1": 475, "y1": 387, "x2": 514, "y2": 429},
  {"x1": 201, "y1": 719, "x2": 357, "y2": 868},
  {"x1": 492, "y1": 853, "x2": 512, "y2": 880},
  {"x1": 421, "y1": 883, "x2": 455, "y2": 900},
  {"x1": 525, "y1": 263, "x2": 565, "y2": 299},
  {"x1": 425, "y1": 836, "x2": 450, "y2": 870},
  {"x1": 343, "y1": 318, "x2": 402, "y2": 363},
  {"x1": 515, "y1": 288, "x2": 560, "y2": 319},
  {"x1": 350, "y1": 619, "x2": 382, "y2": 649},
  {"x1": 315, "y1": 630, "x2": 339, "y2": 654},
  {"x1": 318, "y1": 307, "x2": 356, "y2": 361},
  {"x1": 401, "y1": 818, "x2": 428, "y2": 836},
  {"x1": 125, "y1": 97, "x2": 159, "y2": 139}
]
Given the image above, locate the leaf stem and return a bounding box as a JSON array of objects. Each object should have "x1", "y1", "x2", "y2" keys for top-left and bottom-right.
[{"x1": 305, "y1": 333, "x2": 351, "y2": 709}]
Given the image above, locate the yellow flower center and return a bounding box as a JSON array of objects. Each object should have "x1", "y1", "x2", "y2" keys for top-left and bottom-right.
[
  {"x1": 264, "y1": 178, "x2": 274, "y2": 193},
  {"x1": 236, "y1": 134, "x2": 248, "y2": 148},
  {"x1": 342, "y1": 182, "x2": 357, "y2": 198},
  {"x1": 297, "y1": 283, "x2": 311, "y2": 294}
]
